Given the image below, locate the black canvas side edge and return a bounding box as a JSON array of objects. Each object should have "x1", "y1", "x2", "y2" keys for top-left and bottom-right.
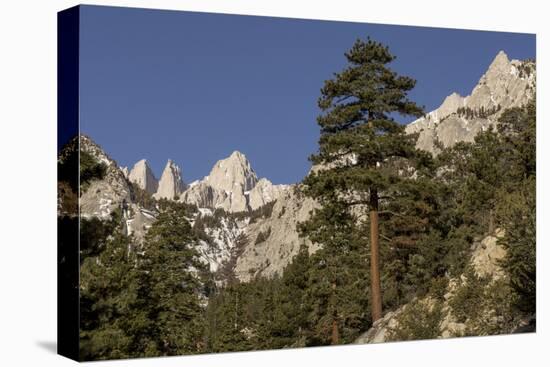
[{"x1": 57, "y1": 5, "x2": 80, "y2": 362}]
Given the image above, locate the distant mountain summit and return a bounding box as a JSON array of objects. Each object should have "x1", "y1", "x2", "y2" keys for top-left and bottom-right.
[
  {"x1": 406, "y1": 51, "x2": 536, "y2": 153},
  {"x1": 206, "y1": 151, "x2": 259, "y2": 193},
  {"x1": 128, "y1": 159, "x2": 158, "y2": 194},
  {"x1": 154, "y1": 159, "x2": 186, "y2": 200},
  {"x1": 120, "y1": 148, "x2": 289, "y2": 213},
  {"x1": 181, "y1": 151, "x2": 288, "y2": 212}
]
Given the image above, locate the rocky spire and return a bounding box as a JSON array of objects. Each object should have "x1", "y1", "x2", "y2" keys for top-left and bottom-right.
[
  {"x1": 206, "y1": 151, "x2": 259, "y2": 193},
  {"x1": 467, "y1": 50, "x2": 515, "y2": 110},
  {"x1": 180, "y1": 151, "x2": 289, "y2": 212},
  {"x1": 154, "y1": 159, "x2": 186, "y2": 200},
  {"x1": 487, "y1": 50, "x2": 510, "y2": 73},
  {"x1": 406, "y1": 50, "x2": 536, "y2": 153},
  {"x1": 128, "y1": 159, "x2": 158, "y2": 194}
]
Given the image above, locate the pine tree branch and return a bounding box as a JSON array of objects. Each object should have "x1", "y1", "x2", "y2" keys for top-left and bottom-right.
[
  {"x1": 378, "y1": 210, "x2": 408, "y2": 217},
  {"x1": 334, "y1": 95, "x2": 353, "y2": 104},
  {"x1": 347, "y1": 200, "x2": 369, "y2": 206}
]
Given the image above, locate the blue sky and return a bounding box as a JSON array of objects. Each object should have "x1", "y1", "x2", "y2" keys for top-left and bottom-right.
[{"x1": 79, "y1": 5, "x2": 535, "y2": 184}]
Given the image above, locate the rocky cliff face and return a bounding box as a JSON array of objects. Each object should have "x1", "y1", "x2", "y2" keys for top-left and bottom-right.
[
  {"x1": 406, "y1": 51, "x2": 536, "y2": 153},
  {"x1": 79, "y1": 135, "x2": 133, "y2": 219},
  {"x1": 208, "y1": 151, "x2": 258, "y2": 193},
  {"x1": 180, "y1": 151, "x2": 288, "y2": 213},
  {"x1": 128, "y1": 159, "x2": 158, "y2": 194},
  {"x1": 120, "y1": 166, "x2": 129, "y2": 179},
  {"x1": 181, "y1": 152, "x2": 255, "y2": 212},
  {"x1": 153, "y1": 159, "x2": 186, "y2": 200},
  {"x1": 175, "y1": 152, "x2": 305, "y2": 280},
  {"x1": 248, "y1": 178, "x2": 289, "y2": 211},
  {"x1": 234, "y1": 187, "x2": 319, "y2": 281}
]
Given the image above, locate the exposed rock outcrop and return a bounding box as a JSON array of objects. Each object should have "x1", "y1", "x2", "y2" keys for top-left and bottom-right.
[
  {"x1": 180, "y1": 151, "x2": 257, "y2": 212},
  {"x1": 354, "y1": 307, "x2": 404, "y2": 344},
  {"x1": 406, "y1": 51, "x2": 536, "y2": 153},
  {"x1": 124, "y1": 207, "x2": 157, "y2": 242},
  {"x1": 234, "y1": 187, "x2": 319, "y2": 281},
  {"x1": 180, "y1": 151, "x2": 288, "y2": 213},
  {"x1": 120, "y1": 166, "x2": 129, "y2": 179},
  {"x1": 69, "y1": 136, "x2": 156, "y2": 240},
  {"x1": 208, "y1": 151, "x2": 258, "y2": 193},
  {"x1": 154, "y1": 159, "x2": 186, "y2": 200},
  {"x1": 470, "y1": 229, "x2": 506, "y2": 279},
  {"x1": 128, "y1": 159, "x2": 158, "y2": 194},
  {"x1": 181, "y1": 181, "x2": 219, "y2": 208},
  {"x1": 79, "y1": 135, "x2": 133, "y2": 219},
  {"x1": 248, "y1": 178, "x2": 289, "y2": 211}
]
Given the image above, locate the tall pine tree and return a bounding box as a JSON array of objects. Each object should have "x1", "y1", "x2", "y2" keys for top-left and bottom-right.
[
  {"x1": 303, "y1": 38, "x2": 426, "y2": 322},
  {"x1": 134, "y1": 202, "x2": 211, "y2": 356}
]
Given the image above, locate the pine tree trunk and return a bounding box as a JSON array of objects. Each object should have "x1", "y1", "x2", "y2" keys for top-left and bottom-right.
[
  {"x1": 488, "y1": 208, "x2": 495, "y2": 234},
  {"x1": 369, "y1": 189, "x2": 382, "y2": 322},
  {"x1": 331, "y1": 318, "x2": 339, "y2": 345},
  {"x1": 331, "y1": 282, "x2": 340, "y2": 344}
]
